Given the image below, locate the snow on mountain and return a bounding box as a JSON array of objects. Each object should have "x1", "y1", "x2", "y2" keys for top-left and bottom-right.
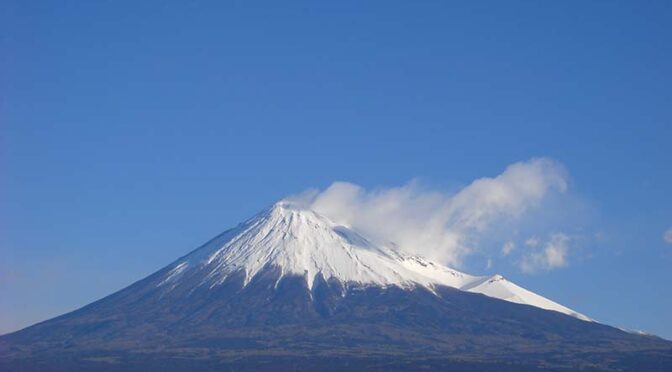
[
  {"x1": 461, "y1": 274, "x2": 591, "y2": 321},
  {"x1": 158, "y1": 201, "x2": 590, "y2": 321}
]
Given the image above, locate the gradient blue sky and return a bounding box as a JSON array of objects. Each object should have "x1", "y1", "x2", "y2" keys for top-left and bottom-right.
[{"x1": 1, "y1": 1, "x2": 671, "y2": 338}]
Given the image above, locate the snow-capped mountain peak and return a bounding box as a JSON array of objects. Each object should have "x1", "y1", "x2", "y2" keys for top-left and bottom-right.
[{"x1": 158, "y1": 201, "x2": 590, "y2": 321}]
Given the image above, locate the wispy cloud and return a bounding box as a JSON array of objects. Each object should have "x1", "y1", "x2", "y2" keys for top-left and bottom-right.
[
  {"x1": 288, "y1": 158, "x2": 575, "y2": 271},
  {"x1": 664, "y1": 227, "x2": 672, "y2": 244},
  {"x1": 525, "y1": 237, "x2": 540, "y2": 248},
  {"x1": 520, "y1": 233, "x2": 571, "y2": 273},
  {"x1": 502, "y1": 241, "x2": 516, "y2": 256}
]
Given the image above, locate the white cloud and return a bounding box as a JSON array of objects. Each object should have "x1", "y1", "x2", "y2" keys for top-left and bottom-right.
[
  {"x1": 502, "y1": 241, "x2": 515, "y2": 256},
  {"x1": 289, "y1": 158, "x2": 569, "y2": 268},
  {"x1": 664, "y1": 228, "x2": 672, "y2": 244},
  {"x1": 520, "y1": 233, "x2": 570, "y2": 273},
  {"x1": 525, "y1": 237, "x2": 540, "y2": 248}
]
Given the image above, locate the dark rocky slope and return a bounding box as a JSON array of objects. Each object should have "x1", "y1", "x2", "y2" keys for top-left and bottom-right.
[{"x1": 2, "y1": 267, "x2": 671, "y2": 371}]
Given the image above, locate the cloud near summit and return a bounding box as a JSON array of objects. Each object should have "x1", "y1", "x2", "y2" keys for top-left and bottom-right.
[{"x1": 288, "y1": 158, "x2": 575, "y2": 271}]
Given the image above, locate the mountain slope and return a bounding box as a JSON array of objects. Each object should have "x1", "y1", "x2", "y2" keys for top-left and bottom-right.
[
  {"x1": 1, "y1": 202, "x2": 670, "y2": 371},
  {"x1": 158, "y1": 201, "x2": 589, "y2": 319}
]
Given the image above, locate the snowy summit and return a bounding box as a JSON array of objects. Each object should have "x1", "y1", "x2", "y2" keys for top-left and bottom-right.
[{"x1": 158, "y1": 201, "x2": 590, "y2": 321}]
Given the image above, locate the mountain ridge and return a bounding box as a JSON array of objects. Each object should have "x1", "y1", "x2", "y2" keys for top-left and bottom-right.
[
  {"x1": 2, "y1": 201, "x2": 670, "y2": 371},
  {"x1": 156, "y1": 201, "x2": 590, "y2": 320}
]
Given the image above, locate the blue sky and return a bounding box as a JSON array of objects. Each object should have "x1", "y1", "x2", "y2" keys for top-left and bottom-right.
[{"x1": 1, "y1": 1, "x2": 671, "y2": 338}]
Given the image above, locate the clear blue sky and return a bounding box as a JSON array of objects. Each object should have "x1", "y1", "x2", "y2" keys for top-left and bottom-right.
[{"x1": 1, "y1": 1, "x2": 671, "y2": 338}]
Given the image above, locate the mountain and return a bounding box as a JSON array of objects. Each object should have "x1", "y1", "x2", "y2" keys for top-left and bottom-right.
[
  {"x1": 157, "y1": 201, "x2": 589, "y2": 320},
  {"x1": 1, "y1": 202, "x2": 670, "y2": 371}
]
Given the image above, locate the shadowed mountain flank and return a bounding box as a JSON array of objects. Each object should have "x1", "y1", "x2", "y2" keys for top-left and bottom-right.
[{"x1": 2, "y1": 203, "x2": 670, "y2": 371}]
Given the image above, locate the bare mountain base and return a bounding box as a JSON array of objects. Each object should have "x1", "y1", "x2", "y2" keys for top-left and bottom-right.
[{"x1": 2, "y1": 273, "x2": 671, "y2": 371}]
